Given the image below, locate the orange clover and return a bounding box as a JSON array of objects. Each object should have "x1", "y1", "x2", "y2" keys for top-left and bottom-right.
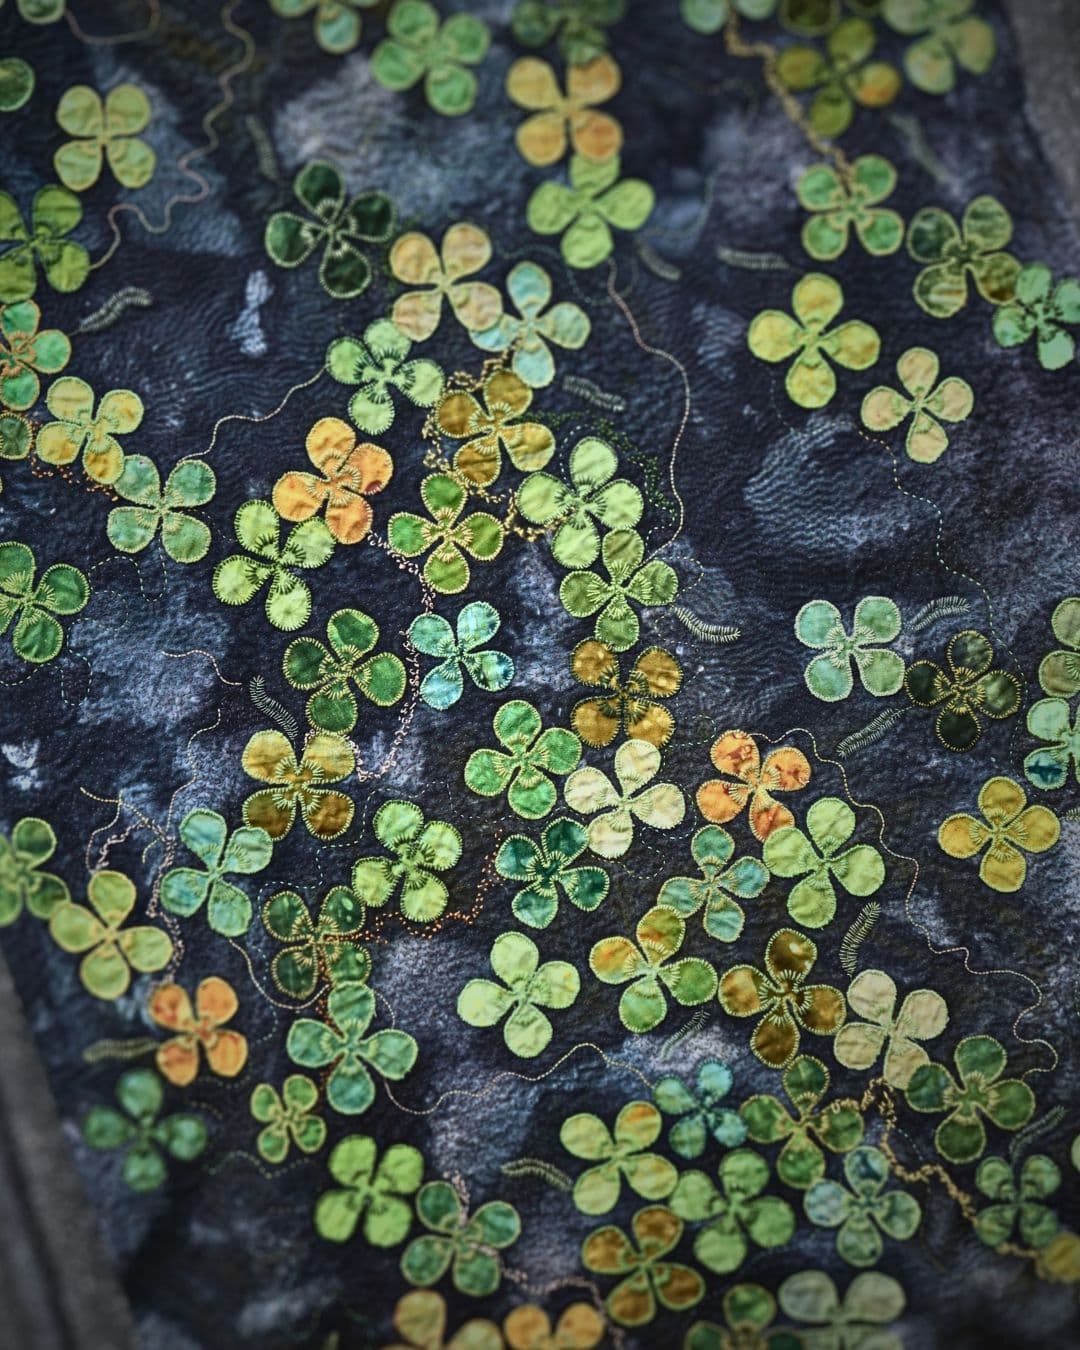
[
  {"x1": 148, "y1": 976, "x2": 248, "y2": 1086},
  {"x1": 507, "y1": 53, "x2": 623, "y2": 167},
  {"x1": 272, "y1": 416, "x2": 392, "y2": 546},
  {"x1": 696, "y1": 730, "x2": 811, "y2": 842}
]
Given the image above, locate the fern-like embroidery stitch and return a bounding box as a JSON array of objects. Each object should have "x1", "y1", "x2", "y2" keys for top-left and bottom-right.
[{"x1": 840, "y1": 901, "x2": 880, "y2": 976}]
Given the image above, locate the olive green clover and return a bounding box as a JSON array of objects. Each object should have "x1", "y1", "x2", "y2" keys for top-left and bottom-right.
[
  {"x1": 974, "y1": 1154, "x2": 1061, "y2": 1250},
  {"x1": 457, "y1": 930, "x2": 580, "y2": 1058},
  {"x1": 371, "y1": 0, "x2": 490, "y2": 117},
  {"x1": 401, "y1": 1181, "x2": 520, "y2": 1296},
  {"x1": 0, "y1": 57, "x2": 34, "y2": 112},
  {"x1": 250, "y1": 1074, "x2": 326, "y2": 1163},
  {"x1": 590, "y1": 905, "x2": 715, "y2": 1033},
  {"x1": 0, "y1": 299, "x2": 70, "y2": 410},
  {"x1": 561, "y1": 1101, "x2": 677, "y2": 1215},
  {"x1": 763, "y1": 797, "x2": 885, "y2": 929},
  {"x1": 54, "y1": 84, "x2": 155, "y2": 192},
  {"x1": 160, "y1": 808, "x2": 273, "y2": 938},
  {"x1": 905, "y1": 629, "x2": 1021, "y2": 752},
  {"x1": 263, "y1": 887, "x2": 369, "y2": 997},
  {"x1": 269, "y1": 0, "x2": 378, "y2": 54},
  {"x1": 992, "y1": 262, "x2": 1080, "y2": 371},
  {"x1": 0, "y1": 411, "x2": 31, "y2": 488},
  {"x1": 106, "y1": 455, "x2": 215, "y2": 563},
  {"x1": 527, "y1": 153, "x2": 654, "y2": 268},
  {"x1": 559, "y1": 527, "x2": 677, "y2": 651},
  {"x1": 283, "y1": 608, "x2": 407, "y2": 734},
  {"x1": 464, "y1": 700, "x2": 580, "y2": 820},
  {"x1": 938, "y1": 776, "x2": 1059, "y2": 894},
  {"x1": 315, "y1": 1133, "x2": 424, "y2": 1244},
  {"x1": 0, "y1": 540, "x2": 88, "y2": 663},
  {"x1": 686, "y1": 1282, "x2": 798, "y2": 1350},
  {"x1": 748, "y1": 272, "x2": 880, "y2": 409},
  {"x1": 1039, "y1": 597, "x2": 1080, "y2": 697},
  {"x1": 861, "y1": 347, "x2": 974, "y2": 463},
  {"x1": 740, "y1": 1055, "x2": 864, "y2": 1189},
  {"x1": 326, "y1": 318, "x2": 443, "y2": 437},
  {"x1": 795, "y1": 596, "x2": 904, "y2": 702},
  {"x1": 351, "y1": 800, "x2": 462, "y2": 923},
  {"x1": 652, "y1": 1059, "x2": 747, "y2": 1161},
  {"x1": 49, "y1": 869, "x2": 172, "y2": 1000},
  {"x1": 656, "y1": 825, "x2": 769, "y2": 944},
  {"x1": 907, "y1": 195, "x2": 1020, "y2": 319},
  {"x1": 0, "y1": 816, "x2": 69, "y2": 925},
  {"x1": 775, "y1": 18, "x2": 901, "y2": 137},
  {"x1": 682, "y1": 0, "x2": 777, "y2": 36},
  {"x1": 882, "y1": 0, "x2": 995, "y2": 95},
  {"x1": 778, "y1": 1269, "x2": 907, "y2": 1349},
  {"x1": 494, "y1": 815, "x2": 608, "y2": 929},
  {"x1": 512, "y1": 0, "x2": 625, "y2": 66},
  {"x1": 0, "y1": 184, "x2": 90, "y2": 301},
  {"x1": 804, "y1": 1146, "x2": 921, "y2": 1266},
  {"x1": 387, "y1": 472, "x2": 503, "y2": 594},
  {"x1": 213, "y1": 499, "x2": 334, "y2": 631},
  {"x1": 670, "y1": 1148, "x2": 796, "y2": 1275},
  {"x1": 83, "y1": 1069, "x2": 207, "y2": 1192},
  {"x1": 797, "y1": 155, "x2": 904, "y2": 260}
]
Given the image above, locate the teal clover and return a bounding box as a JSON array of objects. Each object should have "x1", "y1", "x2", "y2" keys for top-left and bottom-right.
[
  {"x1": 804, "y1": 1146, "x2": 921, "y2": 1266},
  {"x1": 283, "y1": 607, "x2": 407, "y2": 733},
  {"x1": 670, "y1": 1148, "x2": 797, "y2": 1275},
  {"x1": 464, "y1": 700, "x2": 580, "y2": 819},
  {"x1": 0, "y1": 816, "x2": 69, "y2": 926},
  {"x1": 0, "y1": 540, "x2": 88, "y2": 663},
  {"x1": 262, "y1": 887, "x2": 370, "y2": 998},
  {"x1": 974, "y1": 1154, "x2": 1061, "y2": 1250},
  {"x1": 400, "y1": 1180, "x2": 520, "y2": 1295},
  {"x1": 264, "y1": 162, "x2": 393, "y2": 300},
  {"x1": 470, "y1": 261, "x2": 590, "y2": 388},
  {"x1": 763, "y1": 798, "x2": 885, "y2": 929},
  {"x1": 657, "y1": 825, "x2": 769, "y2": 944},
  {"x1": 326, "y1": 318, "x2": 443, "y2": 437},
  {"x1": 269, "y1": 0, "x2": 378, "y2": 55},
  {"x1": 0, "y1": 184, "x2": 90, "y2": 301},
  {"x1": 495, "y1": 816, "x2": 609, "y2": 929},
  {"x1": 287, "y1": 981, "x2": 419, "y2": 1115},
  {"x1": 371, "y1": 1, "x2": 490, "y2": 117},
  {"x1": 351, "y1": 800, "x2": 462, "y2": 924},
  {"x1": 212, "y1": 499, "x2": 334, "y2": 631},
  {"x1": 795, "y1": 597, "x2": 903, "y2": 702},
  {"x1": 407, "y1": 600, "x2": 514, "y2": 710},
  {"x1": 653, "y1": 1059, "x2": 748, "y2": 1160},
  {"x1": 83, "y1": 1068, "x2": 207, "y2": 1192},
  {"x1": 160, "y1": 808, "x2": 272, "y2": 937},
  {"x1": 1025, "y1": 698, "x2": 1080, "y2": 791},
  {"x1": 992, "y1": 263, "x2": 1080, "y2": 372},
  {"x1": 457, "y1": 931, "x2": 580, "y2": 1058},
  {"x1": 560, "y1": 528, "x2": 678, "y2": 652},
  {"x1": 511, "y1": 0, "x2": 625, "y2": 67},
  {"x1": 527, "y1": 153, "x2": 654, "y2": 269},
  {"x1": 107, "y1": 456, "x2": 215, "y2": 564},
  {"x1": 796, "y1": 155, "x2": 904, "y2": 261},
  {"x1": 315, "y1": 1133, "x2": 424, "y2": 1245}
]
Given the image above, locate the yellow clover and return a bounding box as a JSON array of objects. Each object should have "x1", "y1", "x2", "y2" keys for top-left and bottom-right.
[{"x1": 938, "y1": 776, "x2": 1059, "y2": 893}]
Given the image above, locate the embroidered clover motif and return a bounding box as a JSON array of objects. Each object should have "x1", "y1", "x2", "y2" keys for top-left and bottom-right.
[
  {"x1": 775, "y1": 18, "x2": 901, "y2": 137},
  {"x1": 53, "y1": 84, "x2": 155, "y2": 192},
  {"x1": 387, "y1": 472, "x2": 503, "y2": 594},
  {"x1": 671, "y1": 1149, "x2": 796, "y2": 1276},
  {"x1": 388, "y1": 1291, "x2": 501, "y2": 1350},
  {"x1": 992, "y1": 262, "x2": 1080, "y2": 371},
  {"x1": 314, "y1": 1133, "x2": 423, "y2": 1243},
  {"x1": 803, "y1": 1146, "x2": 921, "y2": 1267},
  {"x1": 718, "y1": 928, "x2": 846, "y2": 1069},
  {"x1": 561, "y1": 1101, "x2": 677, "y2": 1215},
  {"x1": 527, "y1": 152, "x2": 654, "y2": 268},
  {"x1": 512, "y1": 0, "x2": 626, "y2": 66},
  {"x1": 0, "y1": 299, "x2": 70, "y2": 410},
  {"x1": 465, "y1": 699, "x2": 581, "y2": 819},
  {"x1": 503, "y1": 1303, "x2": 605, "y2": 1350},
  {"x1": 160, "y1": 808, "x2": 272, "y2": 937},
  {"x1": 652, "y1": 1059, "x2": 747, "y2": 1160},
  {"x1": 213, "y1": 499, "x2": 335, "y2": 631},
  {"x1": 0, "y1": 817, "x2": 69, "y2": 925},
  {"x1": 371, "y1": 0, "x2": 491, "y2": 117},
  {"x1": 262, "y1": 887, "x2": 369, "y2": 996},
  {"x1": 287, "y1": 980, "x2": 419, "y2": 1114},
  {"x1": 904, "y1": 1035, "x2": 1035, "y2": 1164},
  {"x1": 1039, "y1": 597, "x2": 1080, "y2": 697},
  {"x1": 566, "y1": 737, "x2": 685, "y2": 858},
  {"x1": 269, "y1": 0, "x2": 378, "y2": 55},
  {"x1": 748, "y1": 272, "x2": 880, "y2": 409},
  {"x1": 795, "y1": 596, "x2": 904, "y2": 701},
  {"x1": 148, "y1": 976, "x2": 249, "y2": 1086},
  {"x1": 518, "y1": 434, "x2": 643, "y2": 569},
  {"x1": 507, "y1": 53, "x2": 622, "y2": 166},
  {"x1": 763, "y1": 797, "x2": 885, "y2": 929},
  {"x1": 457, "y1": 930, "x2": 580, "y2": 1057},
  {"x1": 437, "y1": 368, "x2": 555, "y2": 487},
  {"x1": 0, "y1": 540, "x2": 89, "y2": 664},
  {"x1": 83, "y1": 1069, "x2": 207, "y2": 1192},
  {"x1": 0, "y1": 56, "x2": 34, "y2": 111},
  {"x1": 834, "y1": 969, "x2": 949, "y2": 1088},
  {"x1": 581, "y1": 1205, "x2": 704, "y2": 1328},
  {"x1": 326, "y1": 318, "x2": 444, "y2": 437},
  {"x1": 685, "y1": 1283, "x2": 795, "y2": 1350},
  {"x1": 906, "y1": 195, "x2": 1019, "y2": 319},
  {"x1": 559, "y1": 527, "x2": 678, "y2": 651},
  {"x1": 272, "y1": 417, "x2": 393, "y2": 546},
  {"x1": 241, "y1": 729, "x2": 356, "y2": 841},
  {"x1": 282, "y1": 607, "x2": 407, "y2": 733},
  {"x1": 905, "y1": 629, "x2": 1021, "y2": 752},
  {"x1": 696, "y1": 730, "x2": 812, "y2": 843},
  {"x1": 408, "y1": 601, "x2": 515, "y2": 710},
  {"x1": 657, "y1": 825, "x2": 768, "y2": 944},
  {"x1": 681, "y1": 0, "x2": 778, "y2": 36},
  {"x1": 351, "y1": 800, "x2": 462, "y2": 923},
  {"x1": 861, "y1": 347, "x2": 974, "y2": 463},
  {"x1": 495, "y1": 816, "x2": 609, "y2": 929},
  {"x1": 778, "y1": 1269, "x2": 906, "y2": 1350},
  {"x1": 973, "y1": 1155, "x2": 1061, "y2": 1250},
  {"x1": 49, "y1": 868, "x2": 172, "y2": 1000},
  {"x1": 938, "y1": 776, "x2": 1059, "y2": 893},
  {"x1": 250, "y1": 1074, "x2": 327, "y2": 1164},
  {"x1": 589, "y1": 905, "x2": 715, "y2": 1033},
  {"x1": 389, "y1": 222, "x2": 502, "y2": 342},
  {"x1": 796, "y1": 155, "x2": 904, "y2": 260},
  {"x1": 570, "y1": 639, "x2": 682, "y2": 748},
  {"x1": 0, "y1": 184, "x2": 90, "y2": 301},
  {"x1": 400, "y1": 1181, "x2": 520, "y2": 1295},
  {"x1": 0, "y1": 411, "x2": 31, "y2": 485},
  {"x1": 107, "y1": 455, "x2": 215, "y2": 563},
  {"x1": 471, "y1": 260, "x2": 590, "y2": 389},
  {"x1": 37, "y1": 375, "x2": 143, "y2": 484},
  {"x1": 264, "y1": 161, "x2": 393, "y2": 300},
  {"x1": 1025, "y1": 697, "x2": 1080, "y2": 791},
  {"x1": 882, "y1": 0, "x2": 995, "y2": 95}
]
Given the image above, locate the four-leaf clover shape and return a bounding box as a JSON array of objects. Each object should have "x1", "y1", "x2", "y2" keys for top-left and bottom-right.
[
  {"x1": 389, "y1": 222, "x2": 501, "y2": 342},
  {"x1": 561, "y1": 1100, "x2": 677, "y2": 1215},
  {"x1": 0, "y1": 816, "x2": 69, "y2": 925},
  {"x1": 213, "y1": 499, "x2": 334, "y2": 631},
  {"x1": 471, "y1": 259, "x2": 590, "y2": 388},
  {"x1": 905, "y1": 629, "x2": 1020, "y2": 752},
  {"x1": 861, "y1": 346, "x2": 974, "y2": 463},
  {"x1": 974, "y1": 1153, "x2": 1061, "y2": 1251},
  {"x1": 465, "y1": 699, "x2": 581, "y2": 819},
  {"x1": 763, "y1": 796, "x2": 885, "y2": 929},
  {"x1": 38, "y1": 375, "x2": 143, "y2": 484},
  {"x1": 54, "y1": 83, "x2": 156, "y2": 192},
  {"x1": 0, "y1": 540, "x2": 89, "y2": 663},
  {"x1": 315, "y1": 1133, "x2": 424, "y2": 1245},
  {"x1": 388, "y1": 472, "x2": 503, "y2": 594},
  {"x1": 804, "y1": 1145, "x2": 921, "y2": 1267},
  {"x1": 653, "y1": 1059, "x2": 747, "y2": 1161},
  {"x1": 778, "y1": 1269, "x2": 907, "y2": 1350},
  {"x1": 883, "y1": 0, "x2": 996, "y2": 95},
  {"x1": 657, "y1": 824, "x2": 769, "y2": 944},
  {"x1": 560, "y1": 527, "x2": 678, "y2": 652},
  {"x1": 686, "y1": 1282, "x2": 798, "y2": 1350},
  {"x1": 327, "y1": 318, "x2": 444, "y2": 437},
  {"x1": 992, "y1": 261, "x2": 1080, "y2": 371},
  {"x1": 272, "y1": 416, "x2": 393, "y2": 546},
  {"x1": 351, "y1": 800, "x2": 462, "y2": 923},
  {"x1": 283, "y1": 607, "x2": 406, "y2": 733},
  {"x1": 495, "y1": 815, "x2": 609, "y2": 929},
  {"x1": 590, "y1": 905, "x2": 715, "y2": 1033},
  {"x1": 262, "y1": 886, "x2": 369, "y2": 997},
  {"x1": 507, "y1": 53, "x2": 623, "y2": 166},
  {"x1": 696, "y1": 730, "x2": 811, "y2": 843},
  {"x1": 570, "y1": 638, "x2": 683, "y2": 749},
  {"x1": 834, "y1": 968, "x2": 949, "y2": 1088},
  {"x1": 241, "y1": 729, "x2": 355, "y2": 841},
  {"x1": 0, "y1": 184, "x2": 90, "y2": 301},
  {"x1": 937, "y1": 775, "x2": 1059, "y2": 892},
  {"x1": 401, "y1": 1181, "x2": 520, "y2": 1296},
  {"x1": 797, "y1": 155, "x2": 904, "y2": 261},
  {"x1": 457, "y1": 930, "x2": 580, "y2": 1058},
  {"x1": 148, "y1": 976, "x2": 249, "y2": 1086},
  {"x1": 408, "y1": 600, "x2": 515, "y2": 710},
  {"x1": 670, "y1": 1148, "x2": 795, "y2": 1275},
  {"x1": 269, "y1": 0, "x2": 378, "y2": 55},
  {"x1": 83, "y1": 1068, "x2": 206, "y2": 1192},
  {"x1": 437, "y1": 368, "x2": 555, "y2": 488},
  {"x1": 795, "y1": 596, "x2": 904, "y2": 703},
  {"x1": 1025, "y1": 696, "x2": 1080, "y2": 791},
  {"x1": 776, "y1": 17, "x2": 901, "y2": 137},
  {"x1": 581, "y1": 1204, "x2": 704, "y2": 1328},
  {"x1": 566, "y1": 737, "x2": 685, "y2": 858},
  {"x1": 49, "y1": 868, "x2": 172, "y2": 1000},
  {"x1": 907, "y1": 195, "x2": 1019, "y2": 319},
  {"x1": 0, "y1": 299, "x2": 70, "y2": 410},
  {"x1": 371, "y1": 0, "x2": 491, "y2": 117},
  {"x1": 107, "y1": 455, "x2": 215, "y2": 563},
  {"x1": 1039, "y1": 595, "x2": 1080, "y2": 698},
  {"x1": 250, "y1": 1074, "x2": 326, "y2": 1163},
  {"x1": 527, "y1": 153, "x2": 654, "y2": 269},
  {"x1": 160, "y1": 807, "x2": 273, "y2": 937}
]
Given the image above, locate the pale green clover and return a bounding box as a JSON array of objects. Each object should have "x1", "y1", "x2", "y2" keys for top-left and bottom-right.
[
  {"x1": 527, "y1": 153, "x2": 654, "y2": 269},
  {"x1": 54, "y1": 84, "x2": 155, "y2": 192},
  {"x1": 160, "y1": 808, "x2": 272, "y2": 937},
  {"x1": 992, "y1": 262, "x2": 1080, "y2": 372},
  {"x1": 657, "y1": 825, "x2": 769, "y2": 944},
  {"x1": 213, "y1": 499, "x2": 334, "y2": 630},
  {"x1": 0, "y1": 184, "x2": 90, "y2": 301},
  {"x1": 269, "y1": 0, "x2": 379, "y2": 54},
  {"x1": 861, "y1": 346, "x2": 974, "y2": 464},
  {"x1": 287, "y1": 981, "x2": 419, "y2": 1115},
  {"x1": 512, "y1": 0, "x2": 625, "y2": 65},
  {"x1": 495, "y1": 816, "x2": 608, "y2": 929},
  {"x1": 315, "y1": 1133, "x2": 424, "y2": 1244},
  {"x1": 748, "y1": 272, "x2": 880, "y2": 409},
  {"x1": 401, "y1": 1181, "x2": 520, "y2": 1295},
  {"x1": 763, "y1": 797, "x2": 885, "y2": 929},
  {"x1": 907, "y1": 195, "x2": 1019, "y2": 319},
  {"x1": 561, "y1": 1101, "x2": 677, "y2": 1215},
  {"x1": 0, "y1": 540, "x2": 89, "y2": 663},
  {"x1": 387, "y1": 473, "x2": 503, "y2": 594},
  {"x1": 882, "y1": 0, "x2": 995, "y2": 95},
  {"x1": 371, "y1": 0, "x2": 490, "y2": 116},
  {"x1": 778, "y1": 1269, "x2": 906, "y2": 1350},
  {"x1": 518, "y1": 435, "x2": 643, "y2": 570},
  {"x1": 5, "y1": 0, "x2": 66, "y2": 23},
  {"x1": 682, "y1": 0, "x2": 777, "y2": 35},
  {"x1": 1025, "y1": 697, "x2": 1080, "y2": 791},
  {"x1": 1039, "y1": 597, "x2": 1080, "y2": 697},
  {"x1": 589, "y1": 905, "x2": 714, "y2": 1033},
  {"x1": 457, "y1": 930, "x2": 579, "y2": 1058},
  {"x1": 470, "y1": 261, "x2": 589, "y2": 388},
  {"x1": 795, "y1": 596, "x2": 903, "y2": 702},
  {"x1": 326, "y1": 318, "x2": 443, "y2": 436},
  {"x1": 740, "y1": 1055, "x2": 864, "y2": 1189},
  {"x1": 565, "y1": 738, "x2": 685, "y2": 859},
  {"x1": 263, "y1": 887, "x2": 369, "y2": 997},
  {"x1": 464, "y1": 699, "x2": 580, "y2": 819},
  {"x1": 83, "y1": 1069, "x2": 206, "y2": 1192},
  {"x1": 797, "y1": 155, "x2": 903, "y2": 261},
  {"x1": 560, "y1": 527, "x2": 677, "y2": 651},
  {"x1": 107, "y1": 456, "x2": 215, "y2": 563},
  {"x1": 804, "y1": 1146, "x2": 921, "y2": 1266},
  {"x1": 974, "y1": 1154, "x2": 1061, "y2": 1250},
  {"x1": 0, "y1": 817, "x2": 68, "y2": 925},
  {"x1": 49, "y1": 869, "x2": 172, "y2": 1000},
  {"x1": 250, "y1": 1075, "x2": 326, "y2": 1163},
  {"x1": 0, "y1": 299, "x2": 70, "y2": 410},
  {"x1": 834, "y1": 969, "x2": 949, "y2": 1089},
  {"x1": 283, "y1": 607, "x2": 407, "y2": 733},
  {"x1": 407, "y1": 601, "x2": 514, "y2": 711},
  {"x1": 653, "y1": 1060, "x2": 747, "y2": 1160},
  {"x1": 351, "y1": 800, "x2": 462, "y2": 923},
  {"x1": 670, "y1": 1148, "x2": 796, "y2": 1275}
]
